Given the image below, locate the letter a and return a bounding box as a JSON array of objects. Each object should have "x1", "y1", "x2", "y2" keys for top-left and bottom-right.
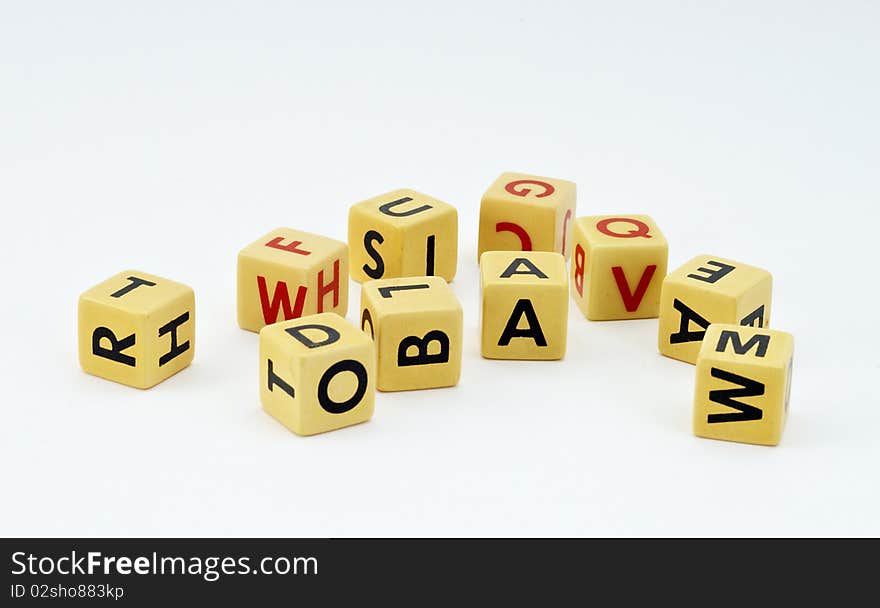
[{"x1": 498, "y1": 299, "x2": 547, "y2": 346}]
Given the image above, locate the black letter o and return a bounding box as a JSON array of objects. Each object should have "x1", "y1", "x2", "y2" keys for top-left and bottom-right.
[{"x1": 317, "y1": 360, "x2": 368, "y2": 414}]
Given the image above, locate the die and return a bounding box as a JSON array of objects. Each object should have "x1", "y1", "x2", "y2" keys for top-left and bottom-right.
[
  {"x1": 260, "y1": 312, "x2": 375, "y2": 436},
  {"x1": 237, "y1": 228, "x2": 348, "y2": 333},
  {"x1": 360, "y1": 276, "x2": 463, "y2": 391},
  {"x1": 693, "y1": 324, "x2": 794, "y2": 446},
  {"x1": 570, "y1": 215, "x2": 668, "y2": 320},
  {"x1": 348, "y1": 189, "x2": 458, "y2": 283},
  {"x1": 480, "y1": 251, "x2": 568, "y2": 360},
  {"x1": 658, "y1": 254, "x2": 772, "y2": 364},
  {"x1": 477, "y1": 172, "x2": 576, "y2": 260},
  {"x1": 78, "y1": 270, "x2": 195, "y2": 388}
]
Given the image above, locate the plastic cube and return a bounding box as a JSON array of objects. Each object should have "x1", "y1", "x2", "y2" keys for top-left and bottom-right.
[
  {"x1": 78, "y1": 270, "x2": 195, "y2": 388},
  {"x1": 360, "y1": 276, "x2": 462, "y2": 391},
  {"x1": 480, "y1": 251, "x2": 568, "y2": 360}
]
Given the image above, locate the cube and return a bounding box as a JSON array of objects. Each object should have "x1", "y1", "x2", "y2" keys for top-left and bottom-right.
[
  {"x1": 260, "y1": 312, "x2": 375, "y2": 436},
  {"x1": 237, "y1": 228, "x2": 348, "y2": 333},
  {"x1": 658, "y1": 254, "x2": 772, "y2": 364},
  {"x1": 480, "y1": 251, "x2": 568, "y2": 360},
  {"x1": 78, "y1": 270, "x2": 195, "y2": 388},
  {"x1": 570, "y1": 214, "x2": 668, "y2": 320},
  {"x1": 693, "y1": 324, "x2": 794, "y2": 446},
  {"x1": 478, "y1": 172, "x2": 576, "y2": 260},
  {"x1": 348, "y1": 189, "x2": 458, "y2": 283},
  {"x1": 360, "y1": 276, "x2": 463, "y2": 392}
]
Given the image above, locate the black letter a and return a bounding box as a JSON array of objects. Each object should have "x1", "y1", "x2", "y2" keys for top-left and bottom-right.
[
  {"x1": 669, "y1": 299, "x2": 711, "y2": 344},
  {"x1": 498, "y1": 299, "x2": 547, "y2": 346}
]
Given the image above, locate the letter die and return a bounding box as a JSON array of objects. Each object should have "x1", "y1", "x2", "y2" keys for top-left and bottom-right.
[
  {"x1": 478, "y1": 172, "x2": 576, "y2": 259},
  {"x1": 693, "y1": 324, "x2": 794, "y2": 446},
  {"x1": 237, "y1": 228, "x2": 348, "y2": 333},
  {"x1": 348, "y1": 189, "x2": 458, "y2": 283},
  {"x1": 570, "y1": 215, "x2": 668, "y2": 320},
  {"x1": 260, "y1": 312, "x2": 375, "y2": 436},
  {"x1": 480, "y1": 251, "x2": 568, "y2": 360},
  {"x1": 360, "y1": 276, "x2": 463, "y2": 392},
  {"x1": 658, "y1": 255, "x2": 772, "y2": 364},
  {"x1": 78, "y1": 270, "x2": 195, "y2": 388}
]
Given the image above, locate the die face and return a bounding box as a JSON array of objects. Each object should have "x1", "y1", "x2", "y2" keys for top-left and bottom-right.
[
  {"x1": 478, "y1": 172, "x2": 576, "y2": 260},
  {"x1": 141, "y1": 289, "x2": 195, "y2": 386},
  {"x1": 693, "y1": 324, "x2": 794, "y2": 446},
  {"x1": 237, "y1": 228, "x2": 349, "y2": 333},
  {"x1": 360, "y1": 276, "x2": 463, "y2": 391},
  {"x1": 79, "y1": 298, "x2": 147, "y2": 388},
  {"x1": 570, "y1": 215, "x2": 668, "y2": 320},
  {"x1": 259, "y1": 313, "x2": 375, "y2": 436},
  {"x1": 348, "y1": 189, "x2": 458, "y2": 283},
  {"x1": 658, "y1": 254, "x2": 772, "y2": 364},
  {"x1": 480, "y1": 251, "x2": 568, "y2": 360},
  {"x1": 78, "y1": 271, "x2": 195, "y2": 389}
]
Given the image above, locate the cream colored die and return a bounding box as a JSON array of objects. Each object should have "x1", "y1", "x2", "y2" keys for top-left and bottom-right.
[
  {"x1": 694, "y1": 324, "x2": 794, "y2": 446},
  {"x1": 480, "y1": 251, "x2": 568, "y2": 360},
  {"x1": 348, "y1": 189, "x2": 458, "y2": 284},
  {"x1": 478, "y1": 172, "x2": 576, "y2": 260},
  {"x1": 260, "y1": 313, "x2": 375, "y2": 436},
  {"x1": 570, "y1": 215, "x2": 668, "y2": 320},
  {"x1": 237, "y1": 228, "x2": 348, "y2": 333},
  {"x1": 360, "y1": 276, "x2": 463, "y2": 392},
  {"x1": 78, "y1": 270, "x2": 195, "y2": 388},
  {"x1": 658, "y1": 254, "x2": 772, "y2": 364}
]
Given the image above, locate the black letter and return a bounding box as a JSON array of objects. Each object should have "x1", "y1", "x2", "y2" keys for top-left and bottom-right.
[
  {"x1": 378, "y1": 196, "x2": 432, "y2": 217},
  {"x1": 158, "y1": 312, "x2": 190, "y2": 366},
  {"x1": 687, "y1": 260, "x2": 735, "y2": 284},
  {"x1": 707, "y1": 367, "x2": 764, "y2": 423},
  {"x1": 740, "y1": 305, "x2": 765, "y2": 328},
  {"x1": 716, "y1": 330, "x2": 770, "y2": 358},
  {"x1": 285, "y1": 324, "x2": 340, "y2": 349},
  {"x1": 267, "y1": 359, "x2": 295, "y2": 398},
  {"x1": 110, "y1": 276, "x2": 157, "y2": 298},
  {"x1": 426, "y1": 234, "x2": 435, "y2": 276},
  {"x1": 498, "y1": 299, "x2": 547, "y2": 346},
  {"x1": 500, "y1": 258, "x2": 548, "y2": 279},
  {"x1": 317, "y1": 360, "x2": 368, "y2": 414},
  {"x1": 363, "y1": 230, "x2": 385, "y2": 279},
  {"x1": 92, "y1": 327, "x2": 136, "y2": 366},
  {"x1": 378, "y1": 283, "x2": 430, "y2": 298},
  {"x1": 361, "y1": 308, "x2": 374, "y2": 338},
  {"x1": 398, "y1": 330, "x2": 450, "y2": 366},
  {"x1": 669, "y1": 299, "x2": 711, "y2": 344}
]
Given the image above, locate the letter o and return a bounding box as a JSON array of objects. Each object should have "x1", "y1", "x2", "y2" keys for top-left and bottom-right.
[{"x1": 317, "y1": 360, "x2": 368, "y2": 414}]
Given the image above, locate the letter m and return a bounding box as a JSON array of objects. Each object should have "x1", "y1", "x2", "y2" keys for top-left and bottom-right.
[
  {"x1": 707, "y1": 367, "x2": 764, "y2": 423},
  {"x1": 715, "y1": 330, "x2": 770, "y2": 358}
]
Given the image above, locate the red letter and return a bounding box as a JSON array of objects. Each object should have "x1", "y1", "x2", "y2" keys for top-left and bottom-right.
[
  {"x1": 265, "y1": 237, "x2": 311, "y2": 255},
  {"x1": 561, "y1": 209, "x2": 572, "y2": 256},
  {"x1": 495, "y1": 222, "x2": 532, "y2": 250},
  {"x1": 317, "y1": 259, "x2": 340, "y2": 313},
  {"x1": 612, "y1": 265, "x2": 657, "y2": 312},
  {"x1": 505, "y1": 180, "x2": 555, "y2": 198},
  {"x1": 257, "y1": 276, "x2": 307, "y2": 323},
  {"x1": 596, "y1": 218, "x2": 652, "y2": 239},
  {"x1": 574, "y1": 244, "x2": 585, "y2": 296}
]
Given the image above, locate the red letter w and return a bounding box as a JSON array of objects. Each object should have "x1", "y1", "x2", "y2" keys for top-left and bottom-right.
[{"x1": 257, "y1": 276, "x2": 307, "y2": 323}]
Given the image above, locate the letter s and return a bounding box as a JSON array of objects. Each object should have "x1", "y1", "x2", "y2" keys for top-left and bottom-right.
[{"x1": 11, "y1": 552, "x2": 27, "y2": 575}]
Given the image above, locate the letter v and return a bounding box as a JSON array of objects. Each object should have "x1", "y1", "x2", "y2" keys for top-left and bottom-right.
[{"x1": 611, "y1": 265, "x2": 657, "y2": 312}]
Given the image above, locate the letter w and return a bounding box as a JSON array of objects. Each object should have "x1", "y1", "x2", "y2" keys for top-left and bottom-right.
[
  {"x1": 707, "y1": 367, "x2": 764, "y2": 423},
  {"x1": 257, "y1": 276, "x2": 307, "y2": 323}
]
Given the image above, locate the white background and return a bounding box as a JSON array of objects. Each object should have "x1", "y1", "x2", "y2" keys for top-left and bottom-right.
[{"x1": 1, "y1": 1, "x2": 877, "y2": 536}]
